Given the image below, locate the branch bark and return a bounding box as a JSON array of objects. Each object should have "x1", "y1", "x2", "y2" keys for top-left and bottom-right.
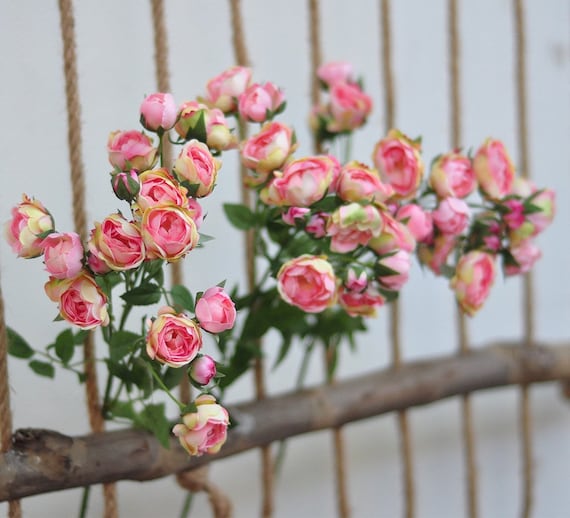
[{"x1": 1, "y1": 340, "x2": 569, "y2": 501}]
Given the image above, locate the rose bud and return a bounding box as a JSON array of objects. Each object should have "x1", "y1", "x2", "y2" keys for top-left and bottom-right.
[
  {"x1": 336, "y1": 161, "x2": 394, "y2": 204},
  {"x1": 195, "y1": 286, "x2": 237, "y2": 333},
  {"x1": 204, "y1": 66, "x2": 252, "y2": 113},
  {"x1": 327, "y1": 81, "x2": 373, "y2": 132},
  {"x1": 473, "y1": 138, "x2": 515, "y2": 200},
  {"x1": 42, "y1": 232, "x2": 84, "y2": 280},
  {"x1": 395, "y1": 203, "x2": 433, "y2": 243},
  {"x1": 504, "y1": 239, "x2": 542, "y2": 276},
  {"x1": 429, "y1": 152, "x2": 476, "y2": 199},
  {"x1": 377, "y1": 250, "x2": 412, "y2": 291},
  {"x1": 339, "y1": 285, "x2": 386, "y2": 317},
  {"x1": 432, "y1": 197, "x2": 470, "y2": 236},
  {"x1": 140, "y1": 92, "x2": 178, "y2": 132},
  {"x1": 317, "y1": 61, "x2": 355, "y2": 87},
  {"x1": 111, "y1": 170, "x2": 140, "y2": 202},
  {"x1": 326, "y1": 203, "x2": 383, "y2": 253},
  {"x1": 451, "y1": 251, "x2": 496, "y2": 316},
  {"x1": 107, "y1": 130, "x2": 157, "y2": 172},
  {"x1": 189, "y1": 355, "x2": 217, "y2": 385},
  {"x1": 174, "y1": 140, "x2": 221, "y2": 197},
  {"x1": 238, "y1": 82, "x2": 285, "y2": 123}
]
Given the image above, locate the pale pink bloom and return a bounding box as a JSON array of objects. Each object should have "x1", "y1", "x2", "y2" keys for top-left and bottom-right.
[
  {"x1": 377, "y1": 250, "x2": 412, "y2": 291},
  {"x1": 504, "y1": 239, "x2": 542, "y2": 276},
  {"x1": 140, "y1": 92, "x2": 177, "y2": 132},
  {"x1": 107, "y1": 130, "x2": 157, "y2": 172},
  {"x1": 317, "y1": 61, "x2": 355, "y2": 87},
  {"x1": 277, "y1": 255, "x2": 337, "y2": 313},
  {"x1": 282, "y1": 207, "x2": 310, "y2": 226},
  {"x1": 146, "y1": 306, "x2": 202, "y2": 367},
  {"x1": 5, "y1": 194, "x2": 54, "y2": 258},
  {"x1": 141, "y1": 205, "x2": 199, "y2": 261},
  {"x1": 205, "y1": 66, "x2": 252, "y2": 113},
  {"x1": 260, "y1": 156, "x2": 336, "y2": 207},
  {"x1": 174, "y1": 140, "x2": 221, "y2": 197},
  {"x1": 45, "y1": 272, "x2": 109, "y2": 329},
  {"x1": 368, "y1": 211, "x2": 416, "y2": 255},
  {"x1": 473, "y1": 138, "x2": 515, "y2": 200},
  {"x1": 173, "y1": 394, "x2": 229, "y2": 456},
  {"x1": 42, "y1": 232, "x2": 84, "y2": 279},
  {"x1": 338, "y1": 285, "x2": 385, "y2": 317},
  {"x1": 336, "y1": 161, "x2": 393, "y2": 204},
  {"x1": 429, "y1": 152, "x2": 475, "y2": 198},
  {"x1": 432, "y1": 197, "x2": 470, "y2": 236},
  {"x1": 238, "y1": 82, "x2": 285, "y2": 123},
  {"x1": 327, "y1": 203, "x2": 383, "y2": 253},
  {"x1": 241, "y1": 122, "x2": 296, "y2": 184},
  {"x1": 133, "y1": 168, "x2": 189, "y2": 218},
  {"x1": 483, "y1": 235, "x2": 502, "y2": 252},
  {"x1": 327, "y1": 82, "x2": 373, "y2": 132},
  {"x1": 88, "y1": 213, "x2": 145, "y2": 271},
  {"x1": 345, "y1": 268, "x2": 368, "y2": 292},
  {"x1": 195, "y1": 286, "x2": 236, "y2": 334},
  {"x1": 451, "y1": 251, "x2": 496, "y2": 316},
  {"x1": 417, "y1": 234, "x2": 456, "y2": 275},
  {"x1": 503, "y1": 199, "x2": 525, "y2": 230},
  {"x1": 190, "y1": 355, "x2": 217, "y2": 386},
  {"x1": 526, "y1": 188, "x2": 556, "y2": 235},
  {"x1": 373, "y1": 129, "x2": 424, "y2": 199},
  {"x1": 306, "y1": 212, "x2": 329, "y2": 238},
  {"x1": 395, "y1": 203, "x2": 433, "y2": 243}
]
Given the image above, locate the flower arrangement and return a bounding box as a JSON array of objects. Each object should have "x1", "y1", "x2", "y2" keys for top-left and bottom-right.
[{"x1": 4, "y1": 62, "x2": 555, "y2": 459}]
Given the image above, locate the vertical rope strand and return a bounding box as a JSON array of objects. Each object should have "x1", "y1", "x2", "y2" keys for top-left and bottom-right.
[
  {"x1": 57, "y1": 1, "x2": 118, "y2": 516},
  {"x1": 513, "y1": 1, "x2": 535, "y2": 516},
  {"x1": 228, "y1": 2, "x2": 274, "y2": 517},
  {"x1": 380, "y1": 2, "x2": 415, "y2": 517},
  {"x1": 449, "y1": 2, "x2": 479, "y2": 516},
  {"x1": 310, "y1": 1, "x2": 351, "y2": 515},
  {"x1": 0, "y1": 272, "x2": 22, "y2": 518}
]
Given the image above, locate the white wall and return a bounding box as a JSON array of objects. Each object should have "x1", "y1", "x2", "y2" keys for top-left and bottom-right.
[{"x1": 1, "y1": 1, "x2": 569, "y2": 517}]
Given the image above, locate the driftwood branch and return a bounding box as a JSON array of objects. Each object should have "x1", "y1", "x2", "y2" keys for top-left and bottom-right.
[{"x1": 1, "y1": 340, "x2": 569, "y2": 502}]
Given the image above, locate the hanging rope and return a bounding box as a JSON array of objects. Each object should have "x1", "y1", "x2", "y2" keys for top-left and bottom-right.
[
  {"x1": 513, "y1": 1, "x2": 535, "y2": 516},
  {"x1": 448, "y1": 1, "x2": 479, "y2": 516},
  {"x1": 309, "y1": 1, "x2": 351, "y2": 515},
  {"x1": 379, "y1": 1, "x2": 416, "y2": 517},
  {"x1": 228, "y1": 2, "x2": 274, "y2": 517},
  {"x1": 0, "y1": 271, "x2": 21, "y2": 518},
  {"x1": 57, "y1": 0, "x2": 118, "y2": 516}
]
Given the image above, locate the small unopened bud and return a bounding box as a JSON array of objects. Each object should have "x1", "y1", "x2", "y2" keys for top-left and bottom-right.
[
  {"x1": 111, "y1": 170, "x2": 140, "y2": 202},
  {"x1": 189, "y1": 355, "x2": 217, "y2": 385}
]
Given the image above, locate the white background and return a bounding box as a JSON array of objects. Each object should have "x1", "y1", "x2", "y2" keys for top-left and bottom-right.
[{"x1": 0, "y1": 1, "x2": 569, "y2": 517}]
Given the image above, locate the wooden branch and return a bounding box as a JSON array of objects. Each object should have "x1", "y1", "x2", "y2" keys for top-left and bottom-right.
[{"x1": 1, "y1": 340, "x2": 569, "y2": 502}]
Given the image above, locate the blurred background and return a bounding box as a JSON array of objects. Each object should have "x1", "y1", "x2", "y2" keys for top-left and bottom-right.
[{"x1": 0, "y1": 1, "x2": 569, "y2": 516}]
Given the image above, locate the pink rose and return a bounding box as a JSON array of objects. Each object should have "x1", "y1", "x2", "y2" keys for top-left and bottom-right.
[
  {"x1": 42, "y1": 232, "x2": 84, "y2": 279},
  {"x1": 173, "y1": 394, "x2": 229, "y2": 456},
  {"x1": 317, "y1": 61, "x2": 355, "y2": 87},
  {"x1": 338, "y1": 286, "x2": 385, "y2": 317},
  {"x1": 504, "y1": 239, "x2": 542, "y2": 276},
  {"x1": 140, "y1": 92, "x2": 177, "y2": 132},
  {"x1": 238, "y1": 82, "x2": 285, "y2": 123},
  {"x1": 187, "y1": 198, "x2": 204, "y2": 229},
  {"x1": 174, "y1": 140, "x2": 221, "y2": 197},
  {"x1": 373, "y1": 129, "x2": 424, "y2": 199},
  {"x1": 133, "y1": 168, "x2": 189, "y2": 217},
  {"x1": 306, "y1": 211, "x2": 329, "y2": 238},
  {"x1": 141, "y1": 205, "x2": 199, "y2": 261},
  {"x1": 526, "y1": 188, "x2": 556, "y2": 236},
  {"x1": 146, "y1": 306, "x2": 202, "y2": 367},
  {"x1": 432, "y1": 197, "x2": 470, "y2": 235},
  {"x1": 326, "y1": 203, "x2": 383, "y2": 253},
  {"x1": 88, "y1": 213, "x2": 145, "y2": 271},
  {"x1": 195, "y1": 286, "x2": 237, "y2": 334},
  {"x1": 45, "y1": 271, "x2": 109, "y2": 329},
  {"x1": 473, "y1": 138, "x2": 515, "y2": 200},
  {"x1": 260, "y1": 156, "x2": 336, "y2": 207},
  {"x1": 327, "y1": 82, "x2": 373, "y2": 132},
  {"x1": 429, "y1": 152, "x2": 475, "y2": 198},
  {"x1": 395, "y1": 204, "x2": 433, "y2": 243},
  {"x1": 336, "y1": 161, "x2": 394, "y2": 204},
  {"x1": 368, "y1": 212, "x2": 416, "y2": 255},
  {"x1": 450, "y1": 251, "x2": 496, "y2": 316},
  {"x1": 189, "y1": 355, "x2": 217, "y2": 385},
  {"x1": 282, "y1": 207, "x2": 310, "y2": 226},
  {"x1": 107, "y1": 130, "x2": 157, "y2": 172},
  {"x1": 277, "y1": 255, "x2": 337, "y2": 313},
  {"x1": 205, "y1": 66, "x2": 252, "y2": 113},
  {"x1": 344, "y1": 268, "x2": 368, "y2": 292},
  {"x1": 417, "y1": 234, "x2": 456, "y2": 275},
  {"x1": 5, "y1": 194, "x2": 54, "y2": 258},
  {"x1": 503, "y1": 199, "x2": 525, "y2": 230},
  {"x1": 111, "y1": 170, "x2": 141, "y2": 202},
  {"x1": 241, "y1": 122, "x2": 296, "y2": 184},
  {"x1": 377, "y1": 250, "x2": 412, "y2": 291}
]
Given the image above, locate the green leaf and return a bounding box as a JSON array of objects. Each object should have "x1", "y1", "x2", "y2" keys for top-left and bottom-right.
[
  {"x1": 73, "y1": 330, "x2": 89, "y2": 345},
  {"x1": 109, "y1": 400, "x2": 137, "y2": 421},
  {"x1": 109, "y1": 330, "x2": 141, "y2": 362},
  {"x1": 198, "y1": 233, "x2": 215, "y2": 244},
  {"x1": 29, "y1": 360, "x2": 55, "y2": 378},
  {"x1": 272, "y1": 336, "x2": 292, "y2": 370},
  {"x1": 7, "y1": 327, "x2": 34, "y2": 359},
  {"x1": 223, "y1": 203, "x2": 257, "y2": 230},
  {"x1": 170, "y1": 285, "x2": 195, "y2": 312},
  {"x1": 55, "y1": 329, "x2": 75, "y2": 364},
  {"x1": 162, "y1": 365, "x2": 186, "y2": 390},
  {"x1": 138, "y1": 403, "x2": 171, "y2": 449},
  {"x1": 121, "y1": 283, "x2": 161, "y2": 306},
  {"x1": 184, "y1": 110, "x2": 208, "y2": 144}
]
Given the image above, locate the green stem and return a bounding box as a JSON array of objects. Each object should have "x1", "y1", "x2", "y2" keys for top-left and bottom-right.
[
  {"x1": 149, "y1": 366, "x2": 185, "y2": 411},
  {"x1": 118, "y1": 304, "x2": 133, "y2": 332},
  {"x1": 78, "y1": 486, "x2": 91, "y2": 518},
  {"x1": 179, "y1": 492, "x2": 194, "y2": 518},
  {"x1": 343, "y1": 134, "x2": 353, "y2": 163}
]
